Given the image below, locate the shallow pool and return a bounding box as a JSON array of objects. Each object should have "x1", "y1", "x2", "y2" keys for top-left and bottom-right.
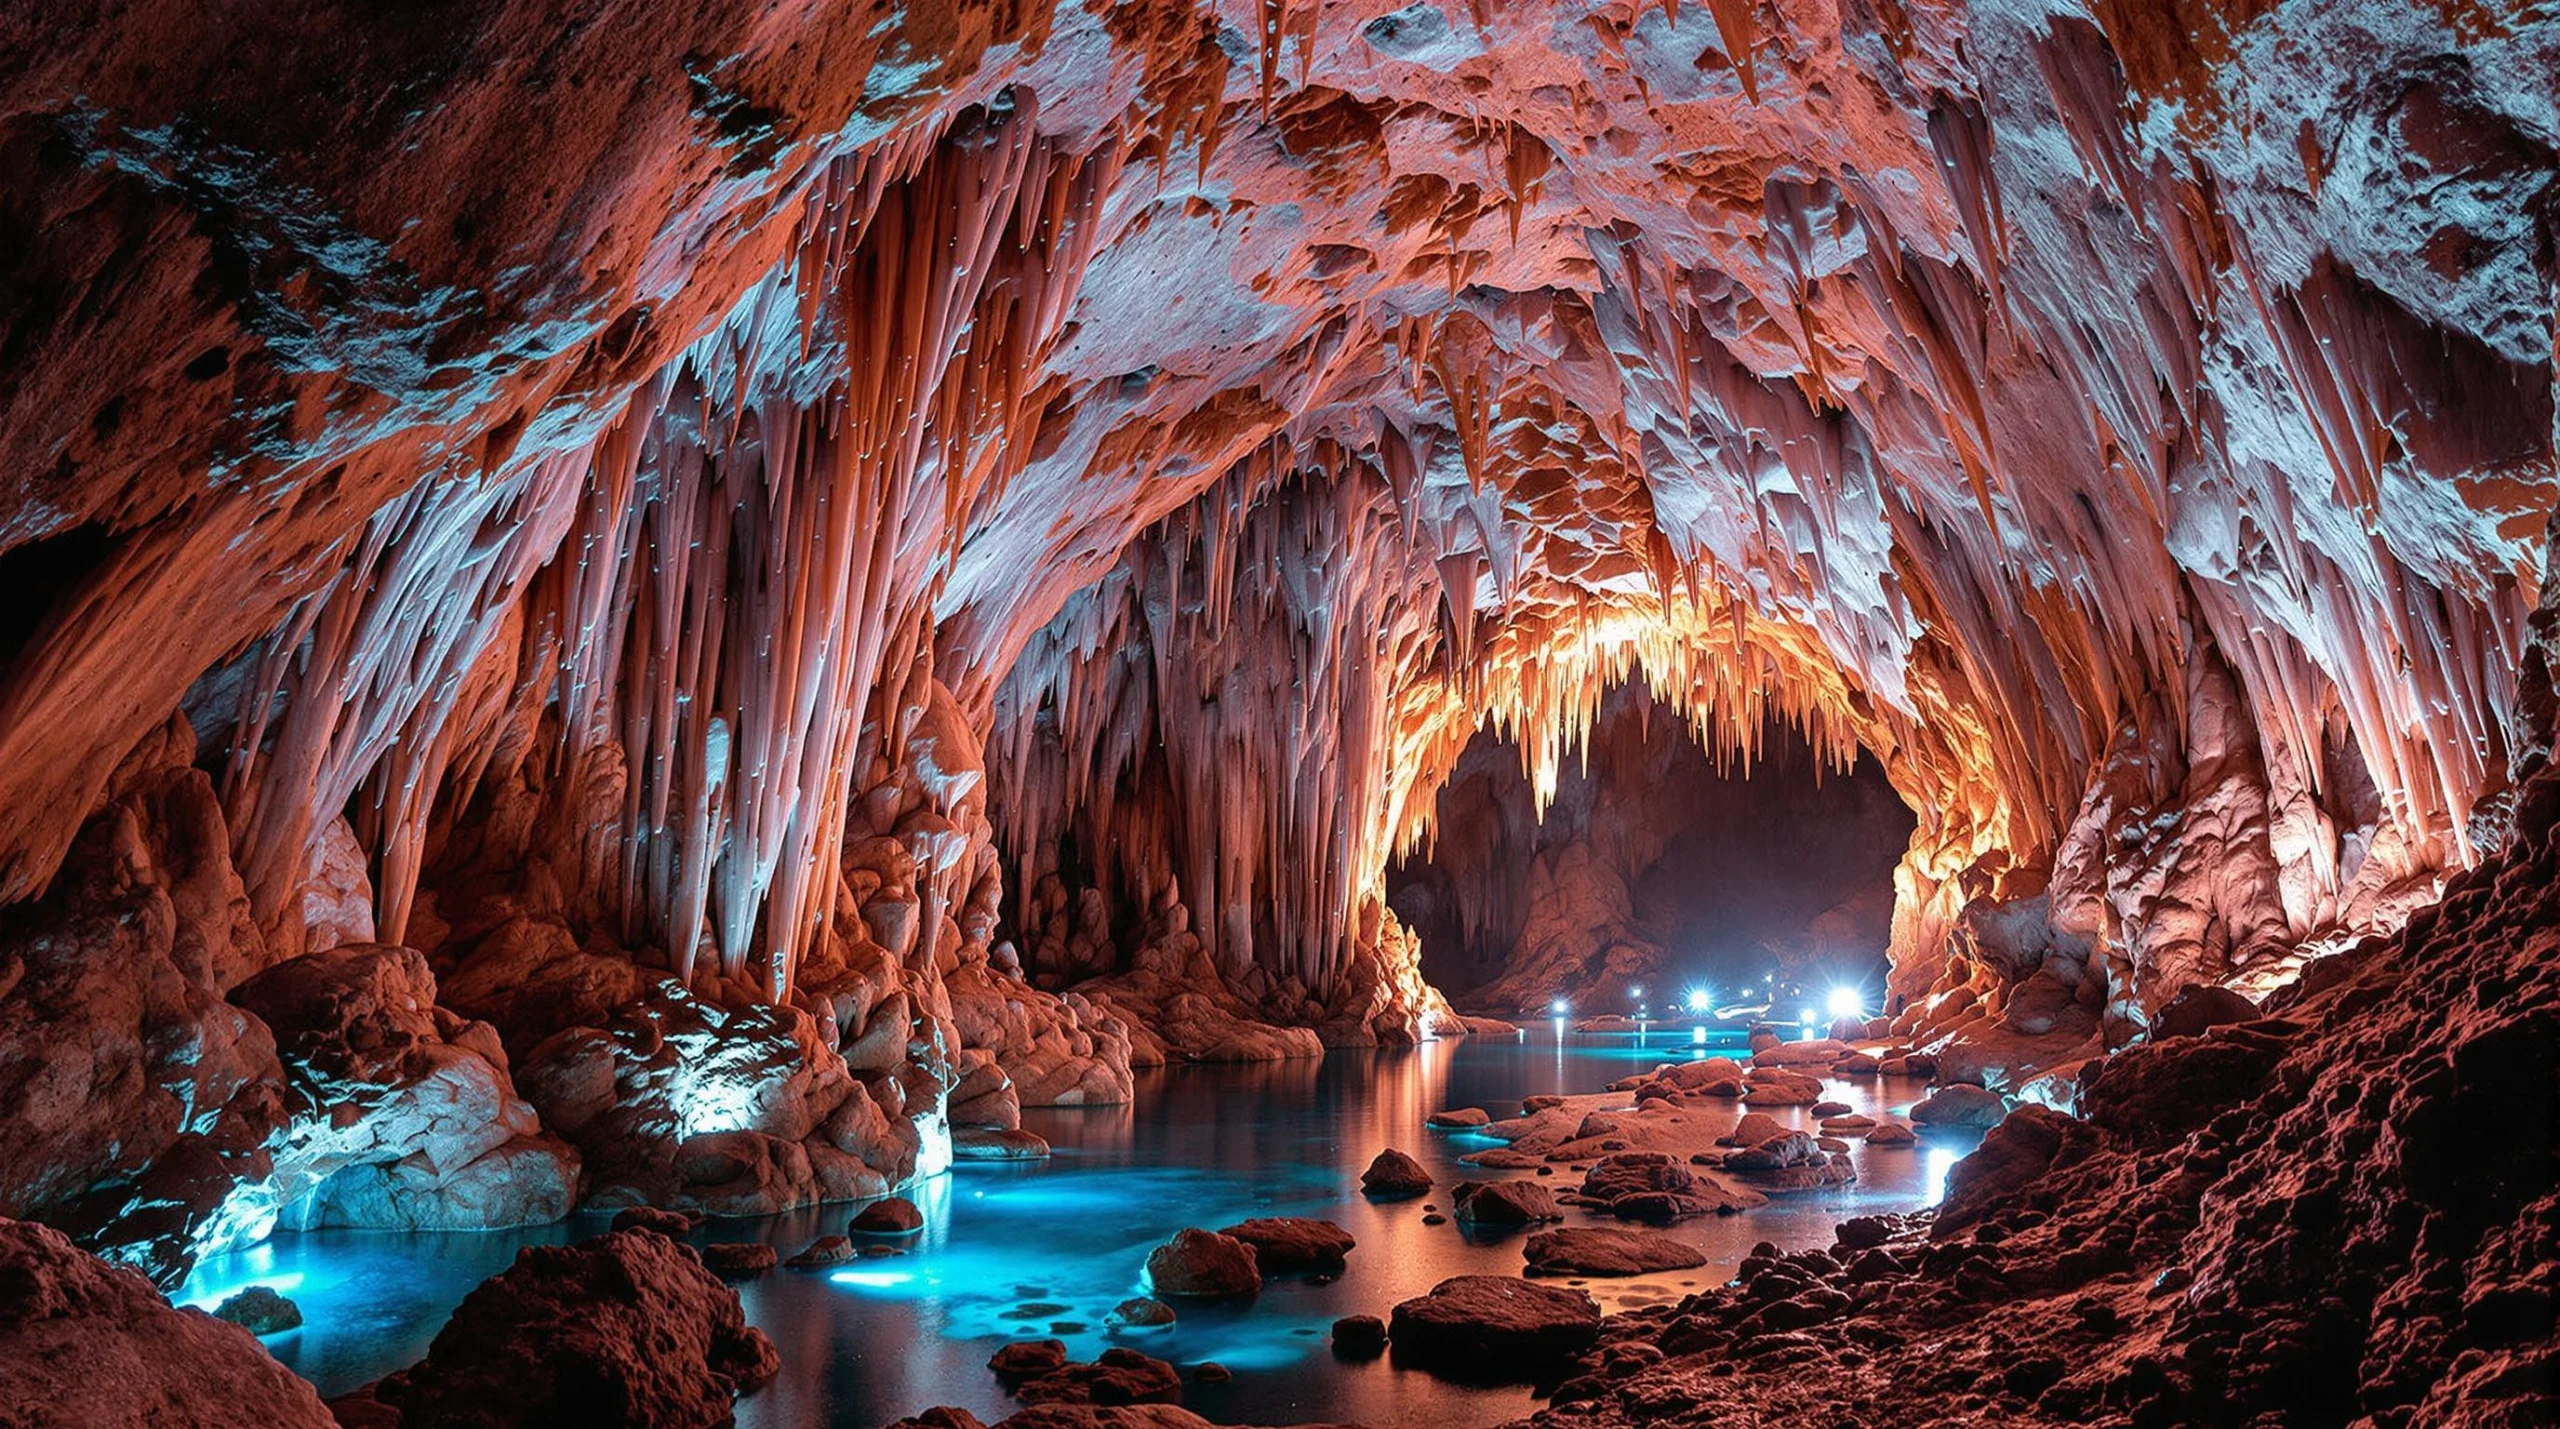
[{"x1": 181, "y1": 1030, "x2": 1974, "y2": 1428}]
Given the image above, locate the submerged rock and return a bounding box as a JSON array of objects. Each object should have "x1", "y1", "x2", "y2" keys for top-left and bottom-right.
[
  {"x1": 1105, "y1": 1297, "x2": 1176, "y2": 1329},
  {"x1": 955, "y1": 1128, "x2": 1053, "y2": 1161},
  {"x1": 786, "y1": 1234, "x2": 857, "y2": 1269}
]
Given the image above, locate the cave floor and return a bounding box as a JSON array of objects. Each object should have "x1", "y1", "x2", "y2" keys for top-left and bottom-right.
[{"x1": 181, "y1": 1033, "x2": 1976, "y2": 1429}]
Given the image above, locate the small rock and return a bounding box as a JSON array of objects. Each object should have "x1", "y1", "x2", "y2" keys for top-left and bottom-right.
[
  {"x1": 1107, "y1": 1297, "x2": 1177, "y2": 1329},
  {"x1": 610, "y1": 1206, "x2": 695, "y2": 1239},
  {"x1": 1427, "y1": 1107, "x2": 1492, "y2": 1129},
  {"x1": 953, "y1": 1127, "x2": 1051, "y2": 1161},
  {"x1": 1145, "y1": 1229, "x2": 1261, "y2": 1299},
  {"x1": 700, "y1": 1242, "x2": 778, "y2": 1279},
  {"x1": 1388, "y1": 1275, "x2": 1602, "y2": 1376},
  {"x1": 1218, "y1": 1217, "x2": 1355, "y2": 1273},
  {"x1": 1332, "y1": 1313, "x2": 1389, "y2": 1359},
  {"x1": 1910, "y1": 1084, "x2": 2007, "y2": 1128},
  {"x1": 786, "y1": 1235, "x2": 857, "y2": 1269},
  {"x1": 1523, "y1": 1228, "x2": 1709, "y2": 1277},
  {"x1": 1451, "y1": 1179, "x2": 1562, "y2": 1228},
  {"x1": 988, "y1": 1339, "x2": 1070, "y2": 1383},
  {"x1": 1191, "y1": 1362, "x2": 1231, "y2": 1382},
  {"x1": 850, "y1": 1197, "x2": 924, "y2": 1236},
  {"x1": 1361, "y1": 1148, "x2": 1433, "y2": 1198},
  {"x1": 1864, "y1": 1120, "x2": 1917, "y2": 1145},
  {"x1": 212, "y1": 1286, "x2": 303, "y2": 1336}
]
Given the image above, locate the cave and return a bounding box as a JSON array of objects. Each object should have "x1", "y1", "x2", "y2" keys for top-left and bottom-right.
[
  {"x1": 0, "y1": 4, "x2": 2554, "y2": 1428},
  {"x1": 1390, "y1": 682, "x2": 1916, "y2": 1019}
]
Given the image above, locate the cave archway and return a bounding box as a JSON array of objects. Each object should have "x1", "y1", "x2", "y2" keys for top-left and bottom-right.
[{"x1": 1388, "y1": 682, "x2": 1916, "y2": 1021}]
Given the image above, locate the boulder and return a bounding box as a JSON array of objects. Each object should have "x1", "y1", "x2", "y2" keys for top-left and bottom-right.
[
  {"x1": 786, "y1": 1235, "x2": 857, "y2": 1269},
  {"x1": 1426, "y1": 1107, "x2": 1491, "y2": 1129},
  {"x1": 0, "y1": 1218, "x2": 338, "y2": 1428},
  {"x1": 1934, "y1": 1105, "x2": 2076, "y2": 1236},
  {"x1": 1216, "y1": 1217, "x2": 1355, "y2": 1273},
  {"x1": 2152, "y1": 984, "x2": 2262, "y2": 1041},
  {"x1": 212, "y1": 1285, "x2": 303, "y2": 1336},
  {"x1": 1910, "y1": 1083, "x2": 2008, "y2": 1128},
  {"x1": 955, "y1": 1127, "x2": 1052, "y2": 1161},
  {"x1": 371, "y1": 1228, "x2": 777, "y2": 1427},
  {"x1": 851, "y1": 1196, "x2": 925, "y2": 1235},
  {"x1": 700, "y1": 1242, "x2": 778, "y2": 1279},
  {"x1": 1360, "y1": 1148, "x2": 1432, "y2": 1198},
  {"x1": 1106, "y1": 1297, "x2": 1176, "y2": 1329},
  {"x1": 1144, "y1": 1229, "x2": 1261, "y2": 1299},
  {"x1": 611, "y1": 1205, "x2": 696, "y2": 1238},
  {"x1": 1331, "y1": 1313, "x2": 1389, "y2": 1359},
  {"x1": 1450, "y1": 1179, "x2": 1562, "y2": 1228},
  {"x1": 1388, "y1": 1275, "x2": 1601, "y2": 1376},
  {"x1": 1523, "y1": 1228, "x2": 1709, "y2": 1277}
]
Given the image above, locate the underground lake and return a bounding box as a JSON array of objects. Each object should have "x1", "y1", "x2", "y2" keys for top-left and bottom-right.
[{"x1": 179, "y1": 1031, "x2": 1978, "y2": 1428}]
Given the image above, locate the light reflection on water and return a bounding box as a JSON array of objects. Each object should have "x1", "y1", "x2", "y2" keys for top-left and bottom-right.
[{"x1": 182, "y1": 1030, "x2": 1976, "y2": 1428}]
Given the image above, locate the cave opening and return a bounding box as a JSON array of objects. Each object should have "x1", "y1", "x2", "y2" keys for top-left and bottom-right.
[{"x1": 1388, "y1": 681, "x2": 1916, "y2": 1023}]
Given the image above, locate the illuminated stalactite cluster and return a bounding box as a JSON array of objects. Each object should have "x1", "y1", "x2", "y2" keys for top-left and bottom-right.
[{"x1": 0, "y1": 0, "x2": 2549, "y2": 1271}]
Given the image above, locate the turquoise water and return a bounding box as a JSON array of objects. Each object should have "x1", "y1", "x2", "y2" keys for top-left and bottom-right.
[{"x1": 181, "y1": 1030, "x2": 1972, "y2": 1427}]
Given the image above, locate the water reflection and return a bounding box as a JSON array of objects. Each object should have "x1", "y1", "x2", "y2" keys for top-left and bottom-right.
[{"x1": 183, "y1": 1034, "x2": 1975, "y2": 1429}]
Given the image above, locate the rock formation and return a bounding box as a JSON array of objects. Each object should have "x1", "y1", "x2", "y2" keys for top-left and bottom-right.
[{"x1": 0, "y1": 0, "x2": 2550, "y2": 1385}]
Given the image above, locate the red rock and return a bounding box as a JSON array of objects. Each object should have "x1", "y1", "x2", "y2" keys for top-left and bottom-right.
[
  {"x1": 851, "y1": 1196, "x2": 926, "y2": 1235},
  {"x1": 1216, "y1": 1217, "x2": 1355, "y2": 1274},
  {"x1": 1143, "y1": 1229, "x2": 1260, "y2": 1300},
  {"x1": 1523, "y1": 1228, "x2": 1710, "y2": 1277},
  {"x1": 1360, "y1": 1149, "x2": 1432, "y2": 1198},
  {"x1": 1450, "y1": 1179, "x2": 1563, "y2": 1228},
  {"x1": 373, "y1": 1228, "x2": 777, "y2": 1427},
  {"x1": 0, "y1": 1218, "x2": 336, "y2": 1428},
  {"x1": 1388, "y1": 1275, "x2": 1602, "y2": 1376}
]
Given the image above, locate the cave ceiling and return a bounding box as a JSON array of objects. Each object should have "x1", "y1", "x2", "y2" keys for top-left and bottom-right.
[{"x1": 0, "y1": 0, "x2": 2552, "y2": 1002}]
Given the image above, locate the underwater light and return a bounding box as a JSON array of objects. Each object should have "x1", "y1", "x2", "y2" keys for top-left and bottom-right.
[
  {"x1": 831, "y1": 1269, "x2": 917, "y2": 1289},
  {"x1": 1826, "y1": 987, "x2": 1864, "y2": 1019}
]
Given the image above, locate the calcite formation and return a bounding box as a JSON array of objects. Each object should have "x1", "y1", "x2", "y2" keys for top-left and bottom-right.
[{"x1": 0, "y1": 0, "x2": 2551, "y2": 1283}]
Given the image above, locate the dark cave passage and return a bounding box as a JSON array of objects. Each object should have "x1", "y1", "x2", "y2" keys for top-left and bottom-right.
[{"x1": 1387, "y1": 684, "x2": 1916, "y2": 1020}]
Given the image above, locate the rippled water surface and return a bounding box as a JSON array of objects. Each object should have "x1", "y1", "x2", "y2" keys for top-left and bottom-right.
[{"x1": 182, "y1": 1030, "x2": 1975, "y2": 1428}]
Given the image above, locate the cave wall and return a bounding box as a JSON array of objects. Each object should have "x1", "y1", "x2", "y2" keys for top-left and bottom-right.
[
  {"x1": 1385, "y1": 682, "x2": 1916, "y2": 1014},
  {"x1": 0, "y1": 0, "x2": 2552, "y2": 1273}
]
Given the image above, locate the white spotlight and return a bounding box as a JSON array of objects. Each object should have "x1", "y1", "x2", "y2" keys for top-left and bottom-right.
[
  {"x1": 1826, "y1": 987, "x2": 1864, "y2": 1020},
  {"x1": 1685, "y1": 989, "x2": 1711, "y2": 1014},
  {"x1": 1551, "y1": 997, "x2": 1571, "y2": 1016},
  {"x1": 1799, "y1": 1006, "x2": 1819, "y2": 1026}
]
